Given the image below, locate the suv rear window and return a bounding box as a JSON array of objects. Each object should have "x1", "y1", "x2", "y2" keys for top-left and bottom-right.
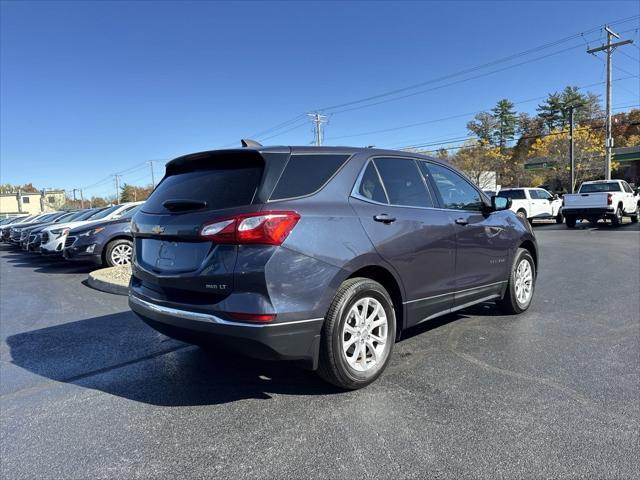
[
  {"x1": 143, "y1": 162, "x2": 263, "y2": 214},
  {"x1": 270, "y1": 154, "x2": 349, "y2": 200}
]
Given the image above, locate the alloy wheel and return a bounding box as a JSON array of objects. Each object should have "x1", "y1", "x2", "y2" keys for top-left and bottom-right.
[
  {"x1": 110, "y1": 244, "x2": 132, "y2": 265},
  {"x1": 514, "y1": 258, "x2": 533, "y2": 306},
  {"x1": 341, "y1": 297, "x2": 388, "y2": 372}
]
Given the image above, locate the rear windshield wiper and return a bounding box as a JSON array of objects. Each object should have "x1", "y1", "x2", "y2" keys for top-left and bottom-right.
[{"x1": 162, "y1": 199, "x2": 208, "y2": 211}]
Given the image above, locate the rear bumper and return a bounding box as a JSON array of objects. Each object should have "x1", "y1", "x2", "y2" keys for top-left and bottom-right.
[
  {"x1": 562, "y1": 207, "x2": 613, "y2": 216},
  {"x1": 129, "y1": 293, "x2": 324, "y2": 369}
]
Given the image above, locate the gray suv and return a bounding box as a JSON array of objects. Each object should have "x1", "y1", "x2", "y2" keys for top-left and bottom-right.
[{"x1": 129, "y1": 145, "x2": 537, "y2": 389}]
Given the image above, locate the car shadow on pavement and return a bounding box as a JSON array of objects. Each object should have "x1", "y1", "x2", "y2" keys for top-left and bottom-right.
[
  {"x1": 6, "y1": 311, "x2": 342, "y2": 406},
  {"x1": 3, "y1": 250, "x2": 98, "y2": 274}
]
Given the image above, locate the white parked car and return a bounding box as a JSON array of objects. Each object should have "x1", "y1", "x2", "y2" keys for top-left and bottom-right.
[
  {"x1": 496, "y1": 188, "x2": 564, "y2": 223},
  {"x1": 40, "y1": 202, "x2": 142, "y2": 255},
  {"x1": 562, "y1": 180, "x2": 639, "y2": 227}
]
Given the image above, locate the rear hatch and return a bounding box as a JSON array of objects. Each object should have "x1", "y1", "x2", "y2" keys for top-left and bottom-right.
[{"x1": 131, "y1": 148, "x2": 286, "y2": 304}]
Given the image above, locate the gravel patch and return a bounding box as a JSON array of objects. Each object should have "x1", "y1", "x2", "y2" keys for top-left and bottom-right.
[{"x1": 87, "y1": 265, "x2": 131, "y2": 295}]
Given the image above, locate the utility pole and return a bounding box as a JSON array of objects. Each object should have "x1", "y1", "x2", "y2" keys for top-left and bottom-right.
[
  {"x1": 149, "y1": 161, "x2": 156, "y2": 188},
  {"x1": 587, "y1": 26, "x2": 633, "y2": 180},
  {"x1": 113, "y1": 175, "x2": 122, "y2": 204},
  {"x1": 568, "y1": 106, "x2": 575, "y2": 193},
  {"x1": 80, "y1": 189, "x2": 84, "y2": 209},
  {"x1": 307, "y1": 112, "x2": 328, "y2": 146}
]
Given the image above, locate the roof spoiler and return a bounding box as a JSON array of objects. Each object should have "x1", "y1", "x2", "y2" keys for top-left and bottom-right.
[{"x1": 241, "y1": 139, "x2": 263, "y2": 148}]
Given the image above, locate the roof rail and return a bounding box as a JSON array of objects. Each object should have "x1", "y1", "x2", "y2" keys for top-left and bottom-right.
[{"x1": 241, "y1": 139, "x2": 263, "y2": 148}]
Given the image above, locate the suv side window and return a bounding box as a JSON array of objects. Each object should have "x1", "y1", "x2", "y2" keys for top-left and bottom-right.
[
  {"x1": 538, "y1": 189, "x2": 552, "y2": 200},
  {"x1": 270, "y1": 154, "x2": 349, "y2": 200},
  {"x1": 358, "y1": 162, "x2": 388, "y2": 203},
  {"x1": 374, "y1": 158, "x2": 433, "y2": 208},
  {"x1": 622, "y1": 181, "x2": 633, "y2": 193},
  {"x1": 426, "y1": 162, "x2": 484, "y2": 211}
]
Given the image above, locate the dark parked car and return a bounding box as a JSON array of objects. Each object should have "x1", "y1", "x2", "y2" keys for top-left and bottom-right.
[
  {"x1": 129, "y1": 145, "x2": 537, "y2": 389},
  {"x1": 1, "y1": 215, "x2": 39, "y2": 242},
  {"x1": 9, "y1": 212, "x2": 65, "y2": 245},
  {"x1": 21, "y1": 210, "x2": 83, "y2": 251},
  {"x1": 64, "y1": 206, "x2": 140, "y2": 266}
]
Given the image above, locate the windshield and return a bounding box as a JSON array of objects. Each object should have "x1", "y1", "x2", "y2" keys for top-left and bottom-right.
[
  {"x1": 579, "y1": 182, "x2": 621, "y2": 193},
  {"x1": 88, "y1": 205, "x2": 120, "y2": 220},
  {"x1": 62, "y1": 210, "x2": 88, "y2": 222},
  {"x1": 53, "y1": 212, "x2": 77, "y2": 223},
  {"x1": 121, "y1": 205, "x2": 141, "y2": 219},
  {"x1": 33, "y1": 214, "x2": 58, "y2": 223}
]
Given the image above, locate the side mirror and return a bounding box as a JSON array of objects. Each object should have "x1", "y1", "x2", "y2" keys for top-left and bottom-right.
[{"x1": 491, "y1": 195, "x2": 511, "y2": 211}]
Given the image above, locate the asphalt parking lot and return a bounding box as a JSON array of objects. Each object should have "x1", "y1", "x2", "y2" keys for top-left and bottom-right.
[{"x1": 1, "y1": 222, "x2": 639, "y2": 479}]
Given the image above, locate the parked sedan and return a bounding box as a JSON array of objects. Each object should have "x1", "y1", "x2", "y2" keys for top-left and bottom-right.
[
  {"x1": 1, "y1": 214, "x2": 42, "y2": 242},
  {"x1": 21, "y1": 211, "x2": 82, "y2": 251},
  {"x1": 40, "y1": 202, "x2": 141, "y2": 255},
  {"x1": 64, "y1": 205, "x2": 140, "y2": 266},
  {"x1": 9, "y1": 212, "x2": 65, "y2": 245}
]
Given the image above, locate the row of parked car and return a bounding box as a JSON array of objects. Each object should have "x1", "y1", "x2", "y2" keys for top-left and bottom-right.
[{"x1": 0, "y1": 201, "x2": 143, "y2": 266}]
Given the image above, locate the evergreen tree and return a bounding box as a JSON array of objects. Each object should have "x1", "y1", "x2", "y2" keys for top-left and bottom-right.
[
  {"x1": 537, "y1": 92, "x2": 564, "y2": 131},
  {"x1": 491, "y1": 99, "x2": 518, "y2": 148}
]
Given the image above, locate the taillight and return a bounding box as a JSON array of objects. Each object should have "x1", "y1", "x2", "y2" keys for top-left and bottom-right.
[
  {"x1": 607, "y1": 193, "x2": 613, "y2": 205},
  {"x1": 200, "y1": 211, "x2": 300, "y2": 245}
]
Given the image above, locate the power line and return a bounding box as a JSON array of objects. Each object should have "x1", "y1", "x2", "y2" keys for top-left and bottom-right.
[
  {"x1": 214, "y1": 16, "x2": 638, "y2": 146},
  {"x1": 316, "y1": 16, "x2": 639, "y2": 114},
  {"x1": 325, "y1": 75, "x2": 638, "y2": 142}
]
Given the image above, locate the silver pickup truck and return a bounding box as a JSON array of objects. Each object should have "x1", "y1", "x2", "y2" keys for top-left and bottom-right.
[{"x1": 562, "y1": 180, "x2": 639, "y2": 227}]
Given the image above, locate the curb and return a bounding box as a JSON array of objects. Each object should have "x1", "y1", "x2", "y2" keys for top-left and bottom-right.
[{"x1": 87, "y1": 265, "x2": 131, "y2": 296}]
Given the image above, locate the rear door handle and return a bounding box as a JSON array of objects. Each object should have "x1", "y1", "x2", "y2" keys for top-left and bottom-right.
[
  {"x1": 455, "y1": 218, "x2": 469, "y2": 226},
  {"x1": 373, "y1": 214, "x2": 396, "y2": 224}
]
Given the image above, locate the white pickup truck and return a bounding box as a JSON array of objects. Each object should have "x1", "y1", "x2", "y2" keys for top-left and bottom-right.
[
  {"x1": 562, "y1": 180, "x2": 639, "y2": 228},
  {"x1": 495, "y1": 187, "x2": 564, "y2": 223}
]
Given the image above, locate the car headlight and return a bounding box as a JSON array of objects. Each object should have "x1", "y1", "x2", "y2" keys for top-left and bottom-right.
[
  {"x1": 79, "y1": 226, "x2": 105, "y2": 237},
  {"x1": 50, "y1": 227, "x2": 70, "y2": 238}
]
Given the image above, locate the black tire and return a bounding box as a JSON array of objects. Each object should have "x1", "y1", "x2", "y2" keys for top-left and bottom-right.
[
  {"x1": 317, "y1": 277, "x2": 396, "y2": 390},
  {"x1": 555, "y1": 211, "x2": 564, "y2": 224},
  {"x1": 611, "y1": 206, "x2": 623, "y2": 227},
  {"x1": 630, "y1": 203, "x2": 639, "y2": 223},
  {"x1": 104, "y1": 238, "x2": 133, "y2": 267},
  {"x1": 497, "y1": 248, "x2": 536, "y2": 315},
  {"x1": 565, "y1": 215, "x2": 576, "y2": 228},
  {"x1": 516, "y1": 209, "x2": 527, "y2": 221}
]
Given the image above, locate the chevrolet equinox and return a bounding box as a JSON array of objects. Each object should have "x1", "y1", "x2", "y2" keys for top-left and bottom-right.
[{"x1": 129, "y1": 144, "x2": 537, "y2": 389}]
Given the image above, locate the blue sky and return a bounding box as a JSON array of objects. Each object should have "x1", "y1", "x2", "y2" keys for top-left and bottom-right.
[{"x1": 1, "y1": 1, "x2": 639, "y2": 198}]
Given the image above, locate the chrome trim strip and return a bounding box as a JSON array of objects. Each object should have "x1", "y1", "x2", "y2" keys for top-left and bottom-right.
[
  {"x1": 129, "y1": 294, "x2": 323, "y2": 328},
  {"x1": 413, "y1": 294, "x2": 501, "y2": 327},
  {"x1": 403, "y1": 280, "x2": 507, "y2": 305}
]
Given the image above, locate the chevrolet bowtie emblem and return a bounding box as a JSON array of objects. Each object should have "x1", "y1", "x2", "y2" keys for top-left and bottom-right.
[{"x1": 151, "y1": 225, "x2": 165, "y2": 234}]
